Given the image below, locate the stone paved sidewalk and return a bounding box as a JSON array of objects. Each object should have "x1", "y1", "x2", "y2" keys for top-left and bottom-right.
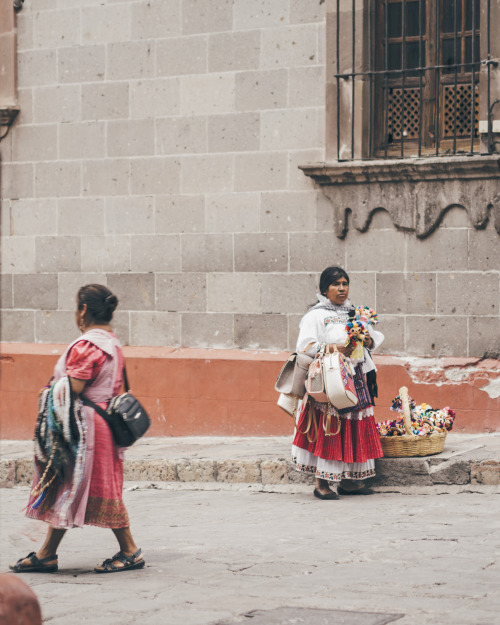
[
  {"x1": 1, "y1": 486, "x2": 499, "y2": 625},
  {"x1": 2, "y1": 433, "x2": 500, "y2": 488}
]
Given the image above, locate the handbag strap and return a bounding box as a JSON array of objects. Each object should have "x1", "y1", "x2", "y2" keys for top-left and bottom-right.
[
  {"x1": 81, "y1": 366, "x2": 129, "y2": 425},
  {"x1": 81, "y1": 396, "x2": 113, "y2": 427}
]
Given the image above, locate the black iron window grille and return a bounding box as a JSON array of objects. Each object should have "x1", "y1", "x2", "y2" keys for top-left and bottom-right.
[{"x1": 334, "y1": 0, "x2": 497, "y2": 160}]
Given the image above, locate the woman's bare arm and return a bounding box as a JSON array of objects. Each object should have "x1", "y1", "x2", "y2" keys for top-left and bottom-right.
[{"x1": 69, "y1": 377, "x2": 86, "y2": 397}]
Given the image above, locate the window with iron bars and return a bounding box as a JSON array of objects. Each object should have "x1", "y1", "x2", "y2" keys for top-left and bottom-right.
[{"x1": 331, "y1": 0, "x2": 496, "y2": 160}]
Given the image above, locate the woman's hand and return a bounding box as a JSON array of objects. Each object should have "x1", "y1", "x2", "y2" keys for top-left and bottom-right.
[
  {"x1": 363, "y1": 335, "x2": 374, "y2": 349},
  {"x1": 328, "y1": 343, "x2": 354, "y2": 357}
]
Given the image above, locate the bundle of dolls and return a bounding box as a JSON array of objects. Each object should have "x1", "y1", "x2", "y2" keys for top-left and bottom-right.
[
  {"x1": 377, "y1": 393, "x2": 456, "y2": 437},
  {"x1": 345, "y1": 306, "x2": 378, "y2": 362}
]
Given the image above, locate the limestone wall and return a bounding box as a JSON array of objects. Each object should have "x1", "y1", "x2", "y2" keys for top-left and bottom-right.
[{"x1": 0, "y1": 1, "x2": 498, "y2": 358}]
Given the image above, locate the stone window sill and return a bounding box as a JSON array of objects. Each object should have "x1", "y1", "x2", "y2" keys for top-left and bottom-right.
[{"x1": 299, "y1": 155, "x2": 500, "y2": 238}]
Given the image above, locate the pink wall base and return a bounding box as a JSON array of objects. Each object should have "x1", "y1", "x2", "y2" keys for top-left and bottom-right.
[{"x1": 1, "y1": 343, "x2": 498, "y2": 439}]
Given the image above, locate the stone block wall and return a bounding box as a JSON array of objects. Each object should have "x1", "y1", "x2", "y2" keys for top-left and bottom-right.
[{"x1": 0, "y1": 0, "x2": 499, "y2": 358}]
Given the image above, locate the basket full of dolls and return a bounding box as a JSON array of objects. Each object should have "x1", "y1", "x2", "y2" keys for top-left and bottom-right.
[{"x1": 377, "y1": 386, "x2": 455, "y2": 457}]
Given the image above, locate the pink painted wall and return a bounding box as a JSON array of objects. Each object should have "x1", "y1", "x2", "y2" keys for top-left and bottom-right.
[{"x1": 1, "y1": 343, "x2": 498, "y2": 439}]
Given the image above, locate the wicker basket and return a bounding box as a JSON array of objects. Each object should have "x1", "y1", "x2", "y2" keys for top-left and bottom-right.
[{"x1": 380, "y1": 386, "x2": 447, "y2": 458}]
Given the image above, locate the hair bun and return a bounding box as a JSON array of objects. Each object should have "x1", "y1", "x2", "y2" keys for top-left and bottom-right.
[{"x1": 104, "y1": 294, "x2": 118, "y2": 311}]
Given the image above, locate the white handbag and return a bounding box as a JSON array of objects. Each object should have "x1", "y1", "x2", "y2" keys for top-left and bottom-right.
[
  {"x1": 276, "y1": 393, "x2": 299, "y2": 417},
  {"x1": 323, "y1": 345, "x2": 358, "y2": 409}
]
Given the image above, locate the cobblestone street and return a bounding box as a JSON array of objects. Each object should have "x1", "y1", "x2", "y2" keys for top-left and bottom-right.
[{"x1": 1, "y1": 484, "x2": 499, "y2": 625}]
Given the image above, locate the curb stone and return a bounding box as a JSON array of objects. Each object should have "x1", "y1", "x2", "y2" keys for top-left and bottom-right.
[{"x1": 1, "y1": 433, "x2": 500, "y2": 488}]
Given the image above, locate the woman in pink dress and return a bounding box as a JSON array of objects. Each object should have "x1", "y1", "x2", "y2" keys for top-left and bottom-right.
[{"x1": 10, "y1": 284, "x2": 145, "y2": 574}]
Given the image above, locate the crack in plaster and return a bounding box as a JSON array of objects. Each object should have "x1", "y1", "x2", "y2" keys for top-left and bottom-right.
[{"x1": 402, "y1": 357, "x2": 500, "y2": 392}]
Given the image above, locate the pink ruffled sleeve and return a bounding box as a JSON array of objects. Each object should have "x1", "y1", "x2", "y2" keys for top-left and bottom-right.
[{"x1": 66, "y1": 341, "x2": 108, "y2": 381}]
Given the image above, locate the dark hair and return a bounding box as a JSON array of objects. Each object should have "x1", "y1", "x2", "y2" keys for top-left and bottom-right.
[
  {"x1": 77, "y1": 284, "x2": 118, "y2": 324},
  {"x1": 319, "y1": 266, "x2": 350, "y2": 296}
]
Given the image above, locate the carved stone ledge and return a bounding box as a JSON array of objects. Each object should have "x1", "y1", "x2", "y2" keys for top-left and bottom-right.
[{"x1": 300, "y1": 155, "x2": 500, "y2": 238}]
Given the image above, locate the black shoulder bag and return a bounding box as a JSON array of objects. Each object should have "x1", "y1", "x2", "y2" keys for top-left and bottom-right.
[{"x1": 82, "y1": 368, "x2": 150, "y2": 447}]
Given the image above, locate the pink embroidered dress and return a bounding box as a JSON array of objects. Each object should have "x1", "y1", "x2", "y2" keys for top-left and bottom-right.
[{"x1": 26, "y1": 329, "x2": 129, "y2": 529}]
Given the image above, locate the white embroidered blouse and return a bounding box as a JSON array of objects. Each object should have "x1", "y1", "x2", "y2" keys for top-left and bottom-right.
[{"x1": 296, "y1": 306, "x2": 384, "y2": 374}]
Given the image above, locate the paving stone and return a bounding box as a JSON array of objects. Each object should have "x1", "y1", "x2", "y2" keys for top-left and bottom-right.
[
  {"x1": 216, "y1": 460, "x2": 261, "y2": 483},
  {"x1": 471, "y1": 460, "x2": 500, "y2": 485},
  {"x1": 223, "y1": 607, "x2": 403, "y2": 625},
  {"x1": 124, "y1": 460, "x2": 177, "y2": 482},
  {"x1": 260, "y1": 460, "x2": 290, "y2": 485},
  {"x1": 177, "y1": 460, "x2": 216, "y2": 483},
  {"x1": 0, "y1": 460, "x2": 15, "y2": 488},
  {"x1": 15, "y1": 458, "x2": 33, "y2": 487}
]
